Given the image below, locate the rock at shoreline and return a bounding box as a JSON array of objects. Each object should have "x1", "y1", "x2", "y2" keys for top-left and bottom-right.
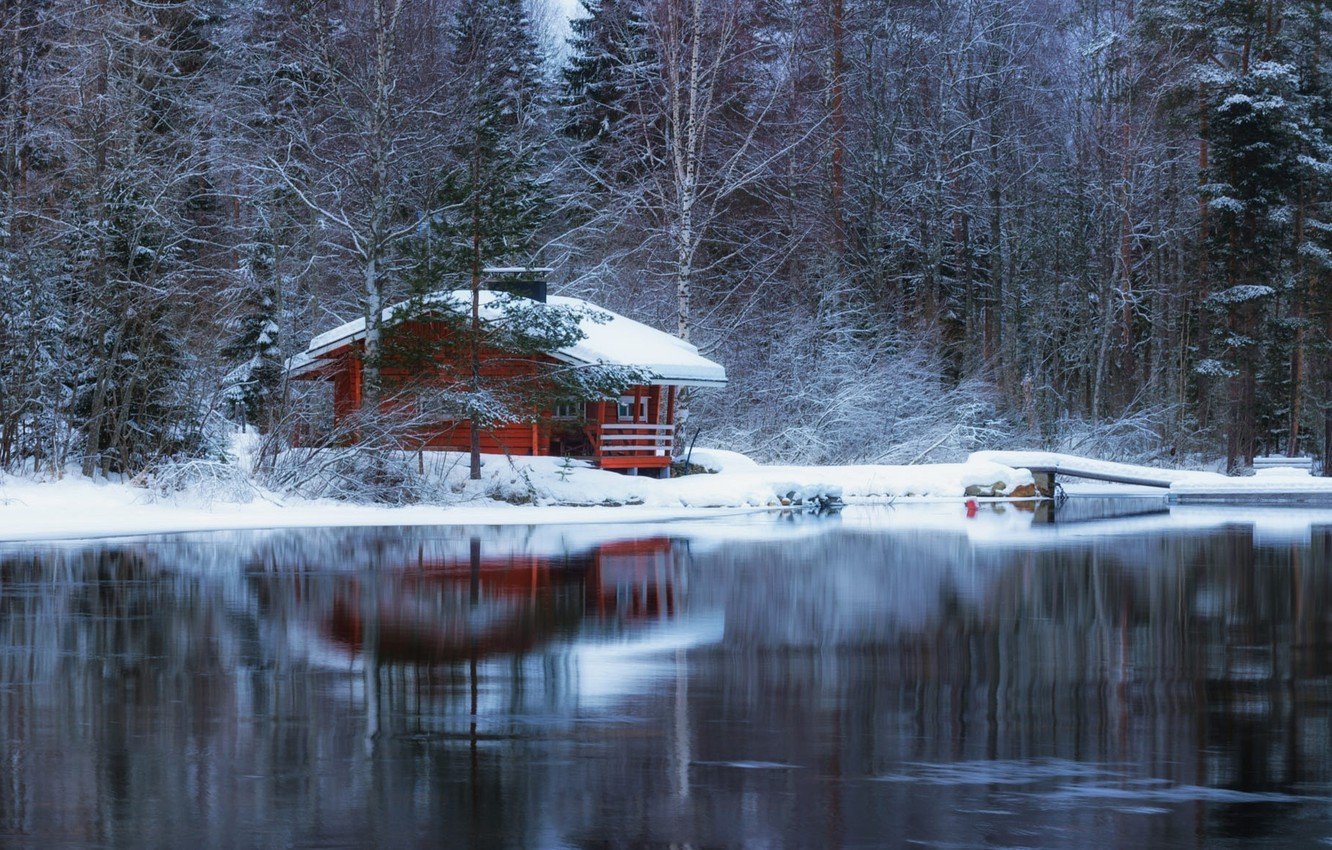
[{"x1": 964, "y1": 480, "x2": 1037, "y2": 498}]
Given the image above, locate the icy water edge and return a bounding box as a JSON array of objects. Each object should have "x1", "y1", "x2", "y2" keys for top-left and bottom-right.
[{"x1": 2, "y1": 500, "x2": 1332, "y2": 848}]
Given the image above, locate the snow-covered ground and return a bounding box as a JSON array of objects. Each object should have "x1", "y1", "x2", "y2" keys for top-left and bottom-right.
[
  {"x1": 0, "y1": 474, "x2": 764, "y2": 543},
  {"x1": 4, "y1": 444, "x2": 1331, "y2": 544},
  {"x1": 0, "y1": 448, "x2": 1036, "y2": 543}
]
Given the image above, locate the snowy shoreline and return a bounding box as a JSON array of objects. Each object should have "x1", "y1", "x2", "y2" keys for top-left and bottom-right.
[
  {"x1": 3, "y1": 447, "x2": 1330, "y2": 544},
  {"x1": 0, "y1": 447, "x2": 1039, "y2": 544}
]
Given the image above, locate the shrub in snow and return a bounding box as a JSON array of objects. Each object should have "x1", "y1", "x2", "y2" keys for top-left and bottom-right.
[
  {"x1": 698, "y1": 298, "x2": 1013, "y2": 465},
  {"x1": 264, "y1": 446, "x2": 467, "y2": 505},
  {"x1": 141, "y1": 459, "x2": 257, "y2": 506},
  {"x1": 1041, "y1": 406, "x2": 1197, "y2": 467}
]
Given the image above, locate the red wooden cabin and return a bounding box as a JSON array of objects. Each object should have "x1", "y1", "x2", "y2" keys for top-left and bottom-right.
[{"x1": 286, "y1": 285, "x2": 726, "y2": 476}]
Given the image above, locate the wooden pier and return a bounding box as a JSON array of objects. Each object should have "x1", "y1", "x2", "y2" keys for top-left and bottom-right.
[
  {"x1": 973, "y1": 451, "x2": 1176, "y2": 497},
  {"x1": 972, "y1": 451, "x2": 1332, "y2": 506}
]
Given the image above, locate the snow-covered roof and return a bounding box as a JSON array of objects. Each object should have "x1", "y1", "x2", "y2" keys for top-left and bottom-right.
[{"x1": 288, "y1": 290, "x2": 727, "y2": 387}]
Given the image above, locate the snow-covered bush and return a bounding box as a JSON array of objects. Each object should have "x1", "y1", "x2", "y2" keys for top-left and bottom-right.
[
  {"x1": 1041, "y1": 406, "x2": 1207, "y2": 467},
  {"x1": 141, "y1": 458, "x2": 257, "y2": 506},
  {"x1": 696, "y1": 299, "x2": 1014, "y2": 465},
  {"x1": 263, "y1": 444, "x2": 471, "y2": 505}
]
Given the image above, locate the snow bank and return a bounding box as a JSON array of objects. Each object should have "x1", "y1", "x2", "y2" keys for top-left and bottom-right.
[
  {"x1": 685, "y1": 448, "x2": 760, "y2": 474},
  {"x1": 0, "y1": 449, "x2": 1038, "y2": 542},
  {"x1": 650, "y1": 458, "x2": 1032, "y2": 507},
  {"x1": 414, "y1": 450, "x2": 1031, "y2": 509},
  {"x1": 972, "y1": 449, "x2": 1332, "y2": 499},
  {"x1": 0, "y1": 473, "x2": 761, "y2": 543},
  {"x1": 1171, "y1": 468, "x2": 1332, "y2": 495}
]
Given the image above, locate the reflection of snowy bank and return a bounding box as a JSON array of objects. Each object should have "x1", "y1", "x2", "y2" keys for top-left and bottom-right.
[
  {"x1": 838, "y1": 502, "x2": 1332, "y2": 549},
  {"x1": 569, "y1": 615, "x2": 725, "y2": 710},
  {"x1": 312, "y1": 612, "x2": 728, "y2": 722},
  {"x1": 677, "y1": 503, "x2": 1332, "y2": 650},
  {"x1": 1, "y1": 511, "x2": 848, "y2": 568}
]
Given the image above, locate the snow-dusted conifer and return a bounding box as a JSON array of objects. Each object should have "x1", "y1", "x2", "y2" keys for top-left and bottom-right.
[
  {"x1": 428, "y1": 0, "x2": 557, "y2": 478},
  {"x1": 562, "y1": 0, "x2": 653, "y2": 171},
  {"x1": 222, "y1": 234, "x2": 284, "y2": 429}
]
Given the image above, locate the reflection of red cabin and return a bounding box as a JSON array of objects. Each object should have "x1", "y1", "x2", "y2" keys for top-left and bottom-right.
[
  {"x1": 286, "y1": 281, "x2": 727, "y2": 476},
  {"x1": 590, "y1": 538, "x2": 677, "y2": 620},
  {"x1": 323, "y1": 537, "x2": 678, "y2": 664}
]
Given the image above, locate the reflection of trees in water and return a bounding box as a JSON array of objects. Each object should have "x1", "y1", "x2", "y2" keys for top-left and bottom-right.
[
  {"x1": 1, "y1": 523, "x2": 1332, "y2": 846},
  {"x1": 0, "y1": 530, "x2": 689, "y2": 846},
  {"x1": 673, "y1": 525, "x2": 1332, "y2": 844}
]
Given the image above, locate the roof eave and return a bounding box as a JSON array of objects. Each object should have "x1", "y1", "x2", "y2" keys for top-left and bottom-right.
[
  {"x1": 653, "y1": 377, "x2": 728, "y2": 388},
  {"x1": 285, "y1": 358, "x2": 327, "y2": 379},
  {"x1": 546, "y1": 351, "x2": 726, "y2": 387}
]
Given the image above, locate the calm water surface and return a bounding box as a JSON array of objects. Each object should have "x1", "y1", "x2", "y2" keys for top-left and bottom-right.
[{"x1": 3, "y1": 499, "x2": 1332, "y2": 848}]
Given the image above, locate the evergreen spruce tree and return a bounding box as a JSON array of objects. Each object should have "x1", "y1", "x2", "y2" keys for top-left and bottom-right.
[
  {"x1": 439, "y1": 0, "x2": 554, "y2": 478},
  {"x1": 1138, "y1": 0, "x2": 1323, "y2": 469},
  {"x1": 0, "y1": 253, "x2": 67, "y2": 472},
  {"x1": 221, "y1": 233, "x2": 283, "y2": 430},
  {"x1": 562, "y1": 0, "x2": 653, "y2": 169},
  {"x1": 387, "y1": 0, "x2": 649, "y2": 478},
  {"x1": 1284, "y1": 0, "x2": 1332, "y2": 469},
  {"x1": 53, "y1": 0, "x2": 224, "y2": 477},
  {"x1": 1203, "y1": 59, "x2": 1304, "y2": 467}
]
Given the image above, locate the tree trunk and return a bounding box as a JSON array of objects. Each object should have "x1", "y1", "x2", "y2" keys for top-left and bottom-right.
[
  {"x1": 1324, "y1": 365, "x2": 1332, "y2": 477},
  {"x1": 829, "y1": 0, "x2": 845, "y2": 255},
  {"x1": 1195, "y1": 82, "x2": 1213, "y2": 429},
  {"x1": 1289, "y1": 186, "x2": 1306, "y2": 456},
  {"x1": 469, "y1": 145, "x2": 483, "y2": 481},
  {"x1": 987, "y1": 150, "x2": 1002, "y2": 369},
  {"x1": 361, "y1": 252, "x2": 383, "y2": 414}
]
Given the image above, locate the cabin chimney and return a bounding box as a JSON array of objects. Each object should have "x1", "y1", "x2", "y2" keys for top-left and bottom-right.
[{"x1": 482, "y1": 267, "x2": 551, "y2": 303}]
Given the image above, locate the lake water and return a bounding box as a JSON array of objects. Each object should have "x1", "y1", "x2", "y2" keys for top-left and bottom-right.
[{"x1": 3, "y1": 499, "x2": 1332, "y2": 848}]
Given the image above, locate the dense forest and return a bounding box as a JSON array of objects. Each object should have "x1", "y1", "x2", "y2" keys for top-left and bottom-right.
[{"x1": 0, "y1": 0, "x2": 1329, "y2": 482}]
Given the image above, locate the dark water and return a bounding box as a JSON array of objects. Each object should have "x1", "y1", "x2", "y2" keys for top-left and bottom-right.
[{"x1": 3, "y1": 501, "x2": 1332, "y2": 848}]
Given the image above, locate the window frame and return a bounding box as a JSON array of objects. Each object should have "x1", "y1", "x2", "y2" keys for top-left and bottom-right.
[
  {"x1": 552, "y1": 401, "x2": 583, "y2": 421},
  {"x1": 617, "y1": 395, "x2": 649, "y2": 422}
]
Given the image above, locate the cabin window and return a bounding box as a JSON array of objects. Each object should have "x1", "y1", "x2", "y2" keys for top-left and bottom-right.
[
  {"x1": 617, "y1": 395, "x2": 648, "y2": 422},
  {"x1": 553, "y1": 401, "x2": 583, "y2": 420}
]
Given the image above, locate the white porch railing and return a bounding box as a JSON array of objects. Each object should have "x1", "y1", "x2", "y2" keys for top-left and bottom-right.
[{"x1": 596, "y1": 422, "x2": 674, "y2": 455}]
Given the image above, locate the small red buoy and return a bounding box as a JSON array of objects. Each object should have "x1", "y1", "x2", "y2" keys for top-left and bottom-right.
[{"x1": 965, "y1": 498, "x2": 979, "y2": 517}]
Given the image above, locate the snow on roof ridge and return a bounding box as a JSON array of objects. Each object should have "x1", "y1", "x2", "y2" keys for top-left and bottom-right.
[{"x1": 296, "y1": 290, "x2": 726, "y2": 386}]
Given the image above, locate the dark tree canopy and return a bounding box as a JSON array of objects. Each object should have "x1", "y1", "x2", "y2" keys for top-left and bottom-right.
[{"x1": 0, "y1": 0, "x2": 1330, "y2": 481}]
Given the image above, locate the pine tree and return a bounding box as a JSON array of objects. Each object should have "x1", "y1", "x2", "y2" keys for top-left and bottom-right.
[
  {"x1": 1137, "y1": 0, "x2": 1321, "y2": 469},
  {"x1": 1204, "y1": 58, "x2": 1304, "y2": 467},
  {"x1": 429, "y1": 0, "x2": 556, "y2": 478},
  {"x1": 0, "y1": 252, "x2": 67, "y2": 473},
  {"x1": 444, "y1": 0, "x2": 551, "y2": 266},
  {"x1": 221, "y1": 234, "x2": 283, "y2": 429},
  {"x1": 562, "y1": 0, "x2": 653, "y2": 170},
  {"x1": 1284, "y1": 0, "x2": 1332, "y2": 469}
]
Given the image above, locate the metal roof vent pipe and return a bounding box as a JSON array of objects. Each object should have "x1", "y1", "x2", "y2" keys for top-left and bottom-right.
[{"x1": 482, "y1": 266, "x2": 551, "y2": 303}]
